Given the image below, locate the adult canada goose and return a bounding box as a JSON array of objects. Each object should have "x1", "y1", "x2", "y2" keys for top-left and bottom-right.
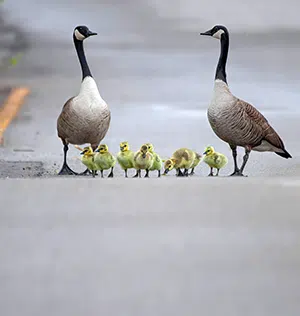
[
  {"x1": 200, "y1": 25, "x2": 291, "y2": 176},
  {"x1": 57, "y1": 25, "x2": 111, "y2": 175}
]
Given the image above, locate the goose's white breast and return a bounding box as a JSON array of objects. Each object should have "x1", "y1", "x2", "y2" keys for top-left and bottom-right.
[
  {"x1": 209, "y1": 79, "x2": 236, "y2": 115},
  {"x1": 73, "y1": 76, "x2": 108, "y2": 113}
]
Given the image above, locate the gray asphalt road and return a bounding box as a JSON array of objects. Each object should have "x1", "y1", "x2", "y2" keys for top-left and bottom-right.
[
  {"x1": 1, "y1": 177, "x2": 300, "y2": 316},
  {"x1": 0, "y1": 1, "x2": 300, "y2": 315}
]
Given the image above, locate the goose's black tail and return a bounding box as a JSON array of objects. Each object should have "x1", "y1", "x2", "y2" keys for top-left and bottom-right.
[{"x1": 275, "y1": 149, "x2": 292, "y2": 159}]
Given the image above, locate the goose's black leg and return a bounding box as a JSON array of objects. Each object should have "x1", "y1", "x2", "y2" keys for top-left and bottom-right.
[
  {"x1": 92, "y1": 170, "x2": 96, "y2": 178},
  {"x1": 183, "y1": 168, "x2": 189, "y2": 176},
  {"x1": 58, "y1": 144, "x2": 78, "y2": 175},
  {"x1": 108, "y1": 167, "x2": 114, "y2": 178},
  {"x1": 229, "y1": 145, "x2": 242, "y2": 176},
  {"x1": 100, "y1": 170, "x2": 104, "y2": 178},
  {"x1": 144, "y1": 169, "x2": 149, "y2": 178},
  {"x1": 157, "y1": 170, "x2": 161, "y2": 178},
  {"x1": 208, "y1": 167, "x2": 214, "y2": 176},
  {"x1": 125, "y1": 169, "x2": 128, "y2": 178},
  {"x1": 189, "y1": 168, "x2": 195, "y2": 176},
  {"x1": 216, "y1": 168, "x2": 220, "y2": 176},
  {"x1": 239, "y1": 148, "x2": 250, "y2": 176}
]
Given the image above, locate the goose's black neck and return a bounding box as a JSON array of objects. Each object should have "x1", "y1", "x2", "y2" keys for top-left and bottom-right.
[
  {"x1": 73, "y1": 36, "x2": 92, "y2": 81},
  {"x1": 215, "y1": 33, "x2": 229, "y2": 84}
]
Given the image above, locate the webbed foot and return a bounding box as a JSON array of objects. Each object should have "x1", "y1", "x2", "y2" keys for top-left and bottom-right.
[
  {"x1": 229, "y1": 170, "x2": 247, "y2": 177},
  {"x1": 58, "y1": 164, "x2": 77, "y2": 176},
  {"x1": 78, "y1": 168, "x2": 92, "y2": 176}
]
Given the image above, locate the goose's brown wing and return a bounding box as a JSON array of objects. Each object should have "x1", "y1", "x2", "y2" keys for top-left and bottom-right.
[
  {"x1": 238, "y1": 99, "x2": 285, "y2": 150},
  {"x1": 57, "y1": 97, "x2": 75, "y2": 140}
]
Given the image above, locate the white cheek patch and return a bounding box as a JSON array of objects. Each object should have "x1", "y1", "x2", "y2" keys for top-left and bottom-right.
[
  {"x1": 74, "y1": 29, "x2": 85, "y2": 41},
  {"x1": 213, "y1": 29, "x2": 225, "y2": 39}
]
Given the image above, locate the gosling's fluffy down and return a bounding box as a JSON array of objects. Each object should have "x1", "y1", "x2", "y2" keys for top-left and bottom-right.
[
  {"x1": 117, "y1": 141, "x2": 135, "y2": 178},
  {"x1": 145, "y1": 143, "x2": 163, "y2": 177},
  {"x1": 203, "y1": 145, "x2": 228, "y2": 176},
  {"x1": 133, "y1": 144, "x2": 154, "y2": 178},
  {"x1": 94, "y1": 144, "x2": 116, "y2": 178},
  {"x1": 80, "y1": 146, "x2": 97, "y2": 177},
  {"x1": 163, "y1": 148, "x2": 196, "y2": 176},
  {"x1": 189, "y1": 152, "x2": 202, "y2": 175}
]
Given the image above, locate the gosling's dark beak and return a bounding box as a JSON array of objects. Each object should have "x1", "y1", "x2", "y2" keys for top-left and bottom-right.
[
  {"x1": 120, "y1": 146, "x2": 125, "y2": 151},
  {"x1": 200, "y1": 29, "x2": 213, "y2": 36},
  {"x1": 142, "y1": 153, "x2": 146, "y2": 159},
  {"x1": 88, "y1": 30, "x2": 97, "y2": 37},
  {"x1": 94, "y1": 148, "x2": 99, "y2": 152},
  {"x1": 80, "y1": 151, "x2": 85, "y2": 155},
  {"x1": 163, "y1": 169, "x2": 169, "y2": 175},
  {"x1": 203, "y1": 151, "x2": 208, "y2": 155}
]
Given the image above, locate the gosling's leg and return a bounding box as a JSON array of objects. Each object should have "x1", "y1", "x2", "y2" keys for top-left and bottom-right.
[
  {"x1": 125, "y1": 169, "x2": 128, "y2": 178},
  {"x1": 138, "y1": 170, "x2": 142, "y2": 178},
  {"x1": 176, "y1": 169, "x2": 184, "y2": 177},
  {"x1": 92, "y1": 170, "x2": 96, "y2": 178},
  {"x1": 208, "y1": 167, "x2": 214, "y2": 176},
  {"x1": 157, "y1": 170, "x2": 161, "y2": 178},
  {"x1": 58, "y1": 144, "x2": 78, "y2": 175},
  {"x1": 183, "y1": 168, "x2": 189, "y2": 177},
  {"x1": 108, "y1": 167, "x2": 114, "y2": 178},
  {"x1": 144, "y1": 169, "x2": 150, "y2": 178},
  {"x1": 216, "y1": 169, "x2": 220, "y2": 176},
  {"x1": 189, "y1": 168, "x2": 195, "y2": 176},
  {"x1": 100, "y1": 170, "x2": 104, "y2": 178},
  {"x1": 133, "y1": 170, "x2": 139, "y2": 178},
  {"x1": 229, "y1": 145, "x2": 243, "y2": 176}
]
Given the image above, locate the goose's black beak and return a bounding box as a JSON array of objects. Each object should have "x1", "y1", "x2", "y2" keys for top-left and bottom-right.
[
  {"x1": 200, "y1": 29, "x2": 213, "y2": 36},
  {"x1": 88, "y1": 31, "x2": 97, "y2": 37},
  {"x1": 203, "y1": 151, "x2": 208, "y2": 155},
  {"x1": 94, "y1": 148, "x2": 99, "y2": 152},
  {"x1": 163, "y1": 169, "x2": 169, "y2": 175}
]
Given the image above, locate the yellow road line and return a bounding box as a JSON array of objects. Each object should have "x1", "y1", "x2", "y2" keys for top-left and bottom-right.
[{"x1": 0, "y1": 87, "x2": 30, "y2": 144}]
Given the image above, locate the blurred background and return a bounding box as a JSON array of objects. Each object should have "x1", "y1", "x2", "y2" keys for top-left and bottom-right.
[{"x1": 0, "y1": 0, "x2": 299, "y2": 176}]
